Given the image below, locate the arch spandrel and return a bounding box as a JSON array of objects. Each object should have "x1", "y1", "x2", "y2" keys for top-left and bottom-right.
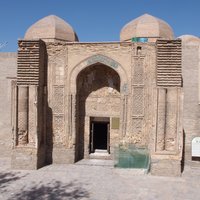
[{"x1": 69, "y1": 54, "x2": 128, "y2": 94}]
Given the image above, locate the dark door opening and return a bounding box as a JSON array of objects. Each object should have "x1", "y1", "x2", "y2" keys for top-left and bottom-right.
[{"x1": 90, "y1": 121, "x2": 110, "y2": 153}]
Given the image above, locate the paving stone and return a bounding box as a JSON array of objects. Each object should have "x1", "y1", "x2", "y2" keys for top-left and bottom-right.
[{"x1": 0, "y1": 158, "x2": 200, "y2": 200}]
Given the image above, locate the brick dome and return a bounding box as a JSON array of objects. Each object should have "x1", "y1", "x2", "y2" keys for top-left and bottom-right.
[
  {"x1": 24, "y1": 15, "x2": 78, "y2": 42},
  {"x1": 178, "y1": 35, "x2": 200, "y2": 45},
  {"x1": 120, "y1": 14, "x2": 174, "y2": 41}
]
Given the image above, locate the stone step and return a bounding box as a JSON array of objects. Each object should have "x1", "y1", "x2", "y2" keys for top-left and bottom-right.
[
  {"x1": 94, "y1": 149, "x2": 108, "y2": 153},
  {"x1": 76, "y1": 159, "x2": 114, "y2": 167},
  {"x1": 89, "y1": 149, "x2": 111, "y2": 160}
]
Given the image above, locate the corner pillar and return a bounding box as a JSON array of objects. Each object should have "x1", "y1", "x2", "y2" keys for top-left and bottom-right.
[{"x1": 11, "y1": 40, "x2": 47, "y2": 169}]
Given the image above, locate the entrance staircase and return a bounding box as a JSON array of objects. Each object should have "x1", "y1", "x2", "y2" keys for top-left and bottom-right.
[
  {"x1": 89, "y1": 149, "x2": 111, "y2": 160},
  {"x1": 76, "y1": 159, "x2": 114, "y2": 167}
]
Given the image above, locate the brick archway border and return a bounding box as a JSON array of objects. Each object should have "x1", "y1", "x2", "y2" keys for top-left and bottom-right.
[{"x1": 69, "y1": 54, "x2": 128, "y2": 94}]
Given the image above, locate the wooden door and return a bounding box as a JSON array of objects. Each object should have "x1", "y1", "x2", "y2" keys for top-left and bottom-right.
[
  {"x1": 107, "y1": 123, "x2": 110, "y2": 153},
  {"x1": 90, "y1": 122, "x2": 94, "y2": 153}
]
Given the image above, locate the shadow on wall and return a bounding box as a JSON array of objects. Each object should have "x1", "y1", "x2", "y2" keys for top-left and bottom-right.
[
  {"x1": 44, "y1": 48, "x2": 53, "y2": 166},
  {"x1": 8, "y1": 180, "x2": 90, "y2": 200},
  {"x1": 46, "y1": 105, "x2": 53, "y2": 165},
  {"x1": 181, "y1": 130, "x2": 185, "y2": 173},
  {"x1": 192, "y1": 157, "x2": 200, "y2": 161}
]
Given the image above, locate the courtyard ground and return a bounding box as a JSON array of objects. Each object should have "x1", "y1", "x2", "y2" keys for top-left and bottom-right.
[{"x1": 0, "y1": 158, "x2": 200, "y2": 200}]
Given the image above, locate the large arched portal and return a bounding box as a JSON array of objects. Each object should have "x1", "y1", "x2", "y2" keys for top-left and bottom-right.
[{"x1": 76, "y1": 64, "x2": 121, "y2": 161}]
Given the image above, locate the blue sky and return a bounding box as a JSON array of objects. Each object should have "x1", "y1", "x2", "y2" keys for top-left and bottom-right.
[{"x1": 0, "y1": 0, "x2": 200, "y2": 52}]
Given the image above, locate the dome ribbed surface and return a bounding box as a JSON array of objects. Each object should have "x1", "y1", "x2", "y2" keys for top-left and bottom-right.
[
  {"x1": 178, "y1": 35, "x2": 200, "y2": 45},
  {"x1": 24, "y1": 15, "x2": 78, "y2": 41},
  {"x1": 120, "y1": 14, "x2": 174, "y2": 41}
]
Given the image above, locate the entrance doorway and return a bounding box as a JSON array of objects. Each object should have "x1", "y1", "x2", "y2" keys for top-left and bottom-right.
[
  {"x1": 76, "y1": 64, "x2": 120, "y2": 161},
  {"x1": 90, "y1": 118, "x2": 110, "y2": 154}
]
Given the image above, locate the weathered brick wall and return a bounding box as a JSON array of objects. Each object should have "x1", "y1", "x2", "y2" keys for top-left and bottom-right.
[
  {"x1": 182, "y1": 41, "x2": 200, "y2": 165},
  {"x1": 67, "y1": 42, "x2": 156, "y2": 146},
  {"x1": 0, "y1": 53, "x2": 17, "y2": 157},
  {"x1": 46, "y1": 42, "x2": 157, "y2": 162},
  {"x1": 11, "y1": 40, "x2": 47, "y2": 169},
  {"x1": 150, "y1": 40, "x2": 183, "y2": 176}
]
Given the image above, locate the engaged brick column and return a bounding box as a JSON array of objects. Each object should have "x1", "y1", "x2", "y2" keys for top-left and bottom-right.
[
  {"x1": 156, "y1": 40, "x2": 182, "y2": 153},
  {"x1": 151, "y1": 40, "x2": 183, "y2": 176},
  {"x1": 12, "y1": 40, "x2": 47, "y2": 170},
  {"x1": 156, "y1": 88, "x2": 166, "y2": 151},
  {"x1": 17, "y1": 86, "x2": 29, "y2": 145}
]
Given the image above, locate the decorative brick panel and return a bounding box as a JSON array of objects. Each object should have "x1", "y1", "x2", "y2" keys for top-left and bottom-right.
[
  {"x1": 157, "y1": 40, "x2": 182, "y2": 87},
  {"x1": 17, "y1": 40, "x2": 45, "y2": 85}
]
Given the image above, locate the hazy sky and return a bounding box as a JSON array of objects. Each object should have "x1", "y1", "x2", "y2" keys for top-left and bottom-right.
[{"x1": 0, "y1": 0, "x2": 199, "y2": 52}]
